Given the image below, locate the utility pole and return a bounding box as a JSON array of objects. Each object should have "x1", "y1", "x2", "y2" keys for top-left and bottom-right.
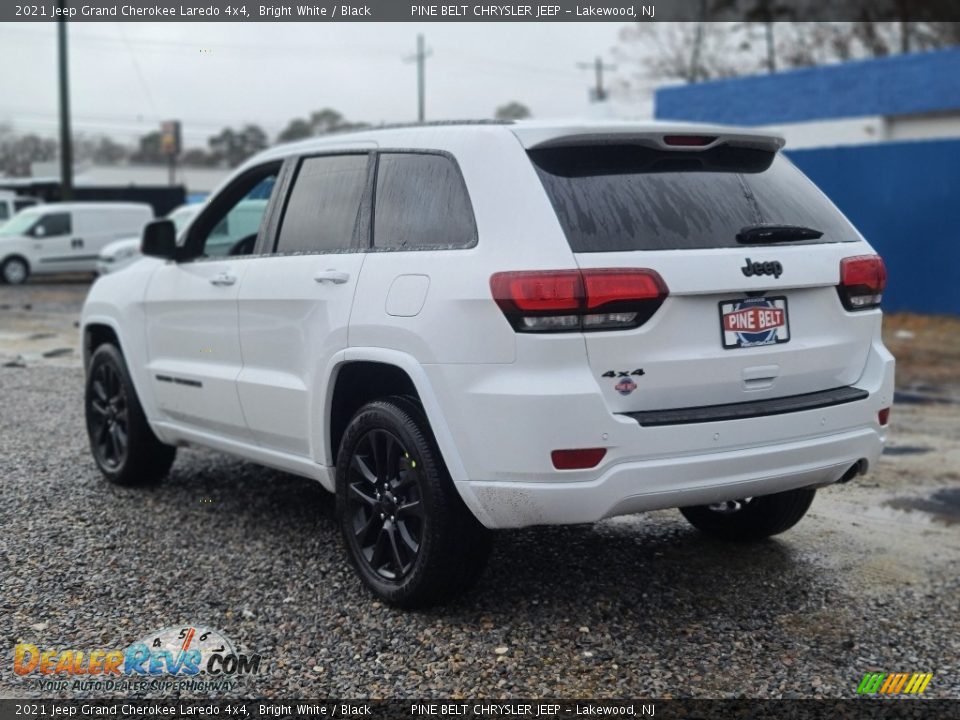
[
  {"x1": 689, "y1": 0, "x2": 708, "y2": 83},
  {"x1": 404, "y1": 34, "x2": 432, "y2": 122},
  {"x1": 577, "y1": 56, "x2": 616, "y2": 102},
  {"x1": 764, "y1": 21, "x2": 776, "y2": 73},
  {"x1": 57, "y1": 2, "x2": 73, "y2": 200}
]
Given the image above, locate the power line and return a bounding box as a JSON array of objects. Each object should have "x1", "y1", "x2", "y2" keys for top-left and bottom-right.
[{"x1": 117, "y1": 23, "x2": 160, "y2": 118}]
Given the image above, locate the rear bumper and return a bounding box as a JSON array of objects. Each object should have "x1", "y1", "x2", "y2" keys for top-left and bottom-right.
[
  {"x1": 425, "y1": 337, "x2": 894, "y2": 529},
  {"x1": 457, "y1": 426, "x2": 881, "y2": 528}
]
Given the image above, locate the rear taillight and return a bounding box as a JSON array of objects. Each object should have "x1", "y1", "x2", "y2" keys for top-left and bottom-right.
[
  {"x1": 838, "y1": 255, "x2": 887, "y2": 311},
  {"x1": 490, "y1": 268, "x2": 668, "y2": 333}
]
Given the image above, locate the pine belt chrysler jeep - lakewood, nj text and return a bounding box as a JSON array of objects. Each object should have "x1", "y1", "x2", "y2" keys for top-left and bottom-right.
[{"x1": 81, "y1": 121, "x2": 894, "y2": 606}]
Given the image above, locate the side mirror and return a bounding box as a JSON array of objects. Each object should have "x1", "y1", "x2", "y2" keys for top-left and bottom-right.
[
  {"x1": 32, "y1": 224, "x2": 46, "y2": 237},
  {"x1": 141, "y1": 219, "x2": 177, "y2": 260}
]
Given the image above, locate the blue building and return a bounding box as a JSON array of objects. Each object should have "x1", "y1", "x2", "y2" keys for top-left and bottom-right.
[{"x1": 655, "y1": 48, "x2": 960, "y2": 315}]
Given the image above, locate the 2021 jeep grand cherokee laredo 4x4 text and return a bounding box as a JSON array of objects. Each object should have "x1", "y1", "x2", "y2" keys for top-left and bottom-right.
[{"x1": 82, "y1": 121, "x2": 894, "y2": 607}]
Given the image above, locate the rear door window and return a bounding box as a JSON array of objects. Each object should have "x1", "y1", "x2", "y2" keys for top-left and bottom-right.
[
  {"x1": 276, "y1": 154, "x2": 369, "y2": 254},
  {"x1": 529, "y1": 144, "x2": 859, "y2": 252},
  {"x1": 373, "y1": 153, "x2": 477, "y2": 250}
]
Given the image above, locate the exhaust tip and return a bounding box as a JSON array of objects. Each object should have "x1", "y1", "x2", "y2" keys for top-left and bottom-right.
[{"x1": 838, "y1": 459, "x2": 868, "y2": 484}]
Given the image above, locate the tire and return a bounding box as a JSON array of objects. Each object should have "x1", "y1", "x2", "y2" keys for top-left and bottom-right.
[
  {"x1": 1, "y1": 256, "x2": 29, "y2": 285},
  {"x1": 679, "y1": 487, "x2": 816, "y2": 541},
  {"x1": 335, "y1": 396, "x2": 491, "y2": 608},
  {"x1": 85, "y1": 344, "x2": 176, "y2": 485}
]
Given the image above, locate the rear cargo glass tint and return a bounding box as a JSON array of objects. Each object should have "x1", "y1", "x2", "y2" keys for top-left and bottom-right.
[{"x1": 529, "y1": 144, "x2": 859, "y2": 252}]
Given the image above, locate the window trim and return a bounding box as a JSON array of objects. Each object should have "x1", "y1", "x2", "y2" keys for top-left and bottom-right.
[
  {"x1": 178, "y1": 160, "x2": 284, "y2": 263},
  {"x1": 267, "y1": 151, "x2": 374, "y2": 257},
  {"x1": 369, "y1": 148, "x2": 478, "y2": 253}
]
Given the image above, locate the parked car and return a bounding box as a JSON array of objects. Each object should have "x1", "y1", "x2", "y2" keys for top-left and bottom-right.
[
  {"x1": 0, "y1": 191, "x2": 41, "y2": 226},
  {"x1": 0, "y1": 202, "x2": 153, "y2": 284},
  {"x1": 81, "y1": 121, "x2": 894, "y2": 607},
  {"x1": 97, "y1": 203, "x2": 202, "y2": 275}
]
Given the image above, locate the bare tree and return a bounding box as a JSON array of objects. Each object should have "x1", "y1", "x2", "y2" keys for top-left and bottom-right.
[
  {"x1": 277, "y1": 109, "x2": 369, "y2": 144},
  {"x1": 494, "y1": 102, "x2": 532, "y2": 121},
  {"x1": 208, "y1": 125, "x2": 269, "y2": 168},
  {"x1": 0, "y1": 125, "x2": 59, "y2": 177},
  {"x1": 615, "y1": 22, "x2": 753, "y2": 88},
  {"x1": 616, "y1": 19, "x2": 960, "y2": 91}
]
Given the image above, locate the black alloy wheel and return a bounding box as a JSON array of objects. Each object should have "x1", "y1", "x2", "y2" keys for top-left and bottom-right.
[
  {"x1": 88, "y1": 359, "x2": 129, "y2": 470},
  {"x1": 84, "y1": 344, "x2": 176, "y2": 485},
  {"x1": 335, "y1": 397, "x2": 491, "y2": 607},
  {"x1": 345, "y1": 428, "x2": 425, "y2": 581}
]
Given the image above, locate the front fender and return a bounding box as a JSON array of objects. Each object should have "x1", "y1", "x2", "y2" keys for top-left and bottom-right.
[{"x1": 81, "y1": 263, "x2": 162, "y2": 437}]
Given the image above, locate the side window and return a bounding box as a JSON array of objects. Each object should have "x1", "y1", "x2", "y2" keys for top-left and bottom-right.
[
  {"x1": 275, "y1": 154, "x2": 369, "y2": 254},
  {"x1": 0, "y1": 204, "x2": 8, "y2": 221},
  {"x1": 191, "y1": 171, "x2": 279, "y2": 258},
  {"x1": 373, "y1": 153, "x2": 476, "y2": 250},
  {"x1": 32, "y1": 212, "x2": 71, "y2": 237}
]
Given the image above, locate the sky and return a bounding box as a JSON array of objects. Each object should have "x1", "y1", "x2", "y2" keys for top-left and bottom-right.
[{"x1": 0, "y1": 22, "x2": 654, "y2": 149}]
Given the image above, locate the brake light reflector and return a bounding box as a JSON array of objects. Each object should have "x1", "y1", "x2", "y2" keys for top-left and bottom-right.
[
  {"x1": 551, "y1": 448, "x2": 607, "y2": 470},
  {"x1": 878, "y1": 407, "x2": 890, "y2": 426},
  {"x1": 838, "y1": 255, "x2": 887, "y2": 311},
  {"x1": 491, "y1": 269, "x2": 668, "y2": 332}
]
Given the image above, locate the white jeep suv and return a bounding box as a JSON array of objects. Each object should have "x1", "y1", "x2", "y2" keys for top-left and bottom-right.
[{"x1": 81, "y1": 121, "x2": 894, "y2": 607}]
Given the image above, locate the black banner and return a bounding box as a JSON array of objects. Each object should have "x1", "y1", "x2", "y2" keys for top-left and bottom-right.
[
  {"x1": 3, "y1": 0, "x2": 960, "y2": 23},
  {"x1": 0, "y1": 700, "x2": 956, "y2": 720}
]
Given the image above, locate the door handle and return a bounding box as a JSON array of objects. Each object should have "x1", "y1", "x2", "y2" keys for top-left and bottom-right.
[
  {"x1": 209, "y1": 271, "x2": 237, "y2": 286},
  {"x1": 314, "y1": 269, "x2": 350, "y2": 285},
  {"x1": 71, "y1": 238, "x2": 84, "y2": 249}
]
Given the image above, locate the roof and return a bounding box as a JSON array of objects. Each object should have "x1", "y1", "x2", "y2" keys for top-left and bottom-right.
[
  {"x1": 655, "y1": 47, "x2": 960, "y2": 126},
  {"x1": 245, "y1": 118, "x2": 785, "y2": 167}
]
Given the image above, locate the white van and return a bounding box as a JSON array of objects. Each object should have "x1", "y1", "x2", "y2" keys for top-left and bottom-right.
[
  {"x1": 0, "y1": 191, "x2": 42, "y2": 227},
  {"x1": 0, "y1": 202, "x2": 153, "y2": 284}
]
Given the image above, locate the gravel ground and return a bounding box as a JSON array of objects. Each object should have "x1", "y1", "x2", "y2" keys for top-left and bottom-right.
[{"x1": 0, "y1": 281, "x2": 958, "y2": 699}]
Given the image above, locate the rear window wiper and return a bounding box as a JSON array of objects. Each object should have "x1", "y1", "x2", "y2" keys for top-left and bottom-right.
[{"x1": 736, "y1": 224, "x2": 824, "y2": 244}]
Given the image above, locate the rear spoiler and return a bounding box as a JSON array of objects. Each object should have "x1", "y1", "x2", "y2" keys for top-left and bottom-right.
[{"x1": 515, "y1": 129, "x2": 785, "y2": 154}]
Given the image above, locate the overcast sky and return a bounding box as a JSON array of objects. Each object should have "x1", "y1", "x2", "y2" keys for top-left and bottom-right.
[{"x1": 0, "y1": 22, "x2": 653, "y2": 147}]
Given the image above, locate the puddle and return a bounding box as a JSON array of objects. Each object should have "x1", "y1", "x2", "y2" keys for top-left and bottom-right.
[
  {"x1": 883, "y1": 445, "x2": 933, "y2": 456},
  {"x1": 882, "y1": 488, "x2": 960, "y2": 526}
]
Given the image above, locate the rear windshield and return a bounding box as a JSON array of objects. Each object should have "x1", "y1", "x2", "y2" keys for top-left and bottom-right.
[{"x1": 529, "y1": 144, "x2": 859, "y2": 252}]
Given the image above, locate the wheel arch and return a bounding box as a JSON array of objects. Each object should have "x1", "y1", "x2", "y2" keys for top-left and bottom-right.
[
  {"x1": 323, "y1": 350, "x2": 492, "y2": 526},
  {"x1": 82, "y1": 319, "x2": 125, "y2": 374},
  {"x1": 324, "y1": 349, "x2": 469, "y2": 483}
]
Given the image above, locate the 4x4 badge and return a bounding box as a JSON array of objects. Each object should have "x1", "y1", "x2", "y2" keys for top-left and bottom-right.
[
  {"x1": 602, "y1": 369, "x2": 645, "y2": 378},
  {"x1": 741, "y1": 258, "x2": 783, "y2": 279}
]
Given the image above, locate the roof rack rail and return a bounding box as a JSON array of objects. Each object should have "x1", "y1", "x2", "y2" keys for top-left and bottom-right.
[{"x1": 315, "y1": 119, "x2": 514, "y2": 137}]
